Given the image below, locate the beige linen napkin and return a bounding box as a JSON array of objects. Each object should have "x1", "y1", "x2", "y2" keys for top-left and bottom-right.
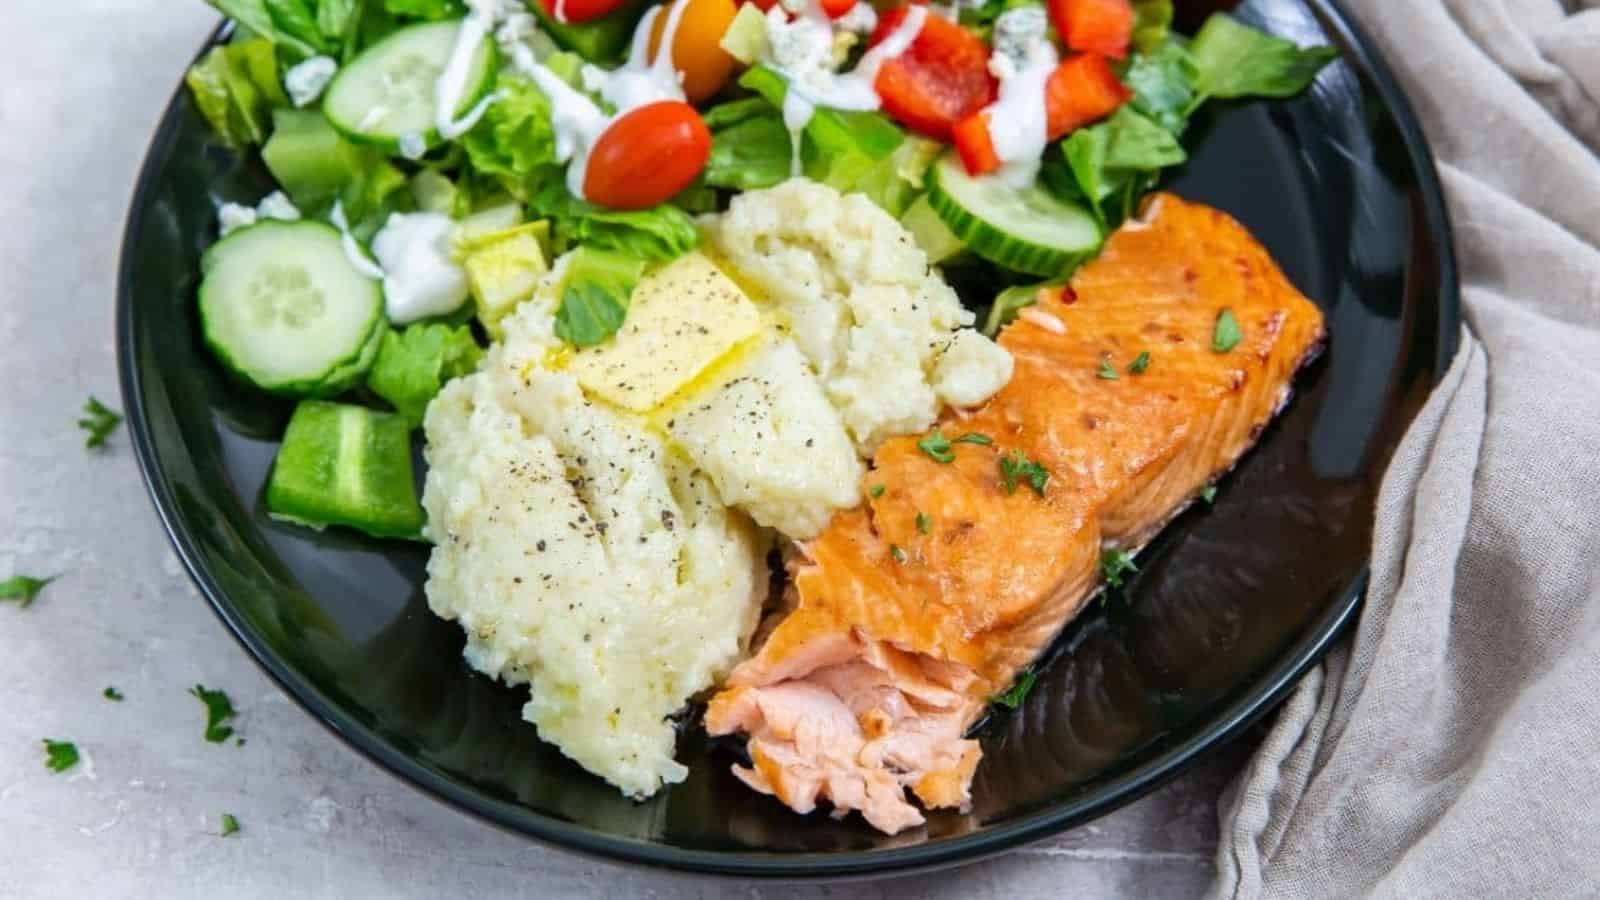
[{"x1": 1210, "y1": 1, "x2": 1600, "y2": 896}]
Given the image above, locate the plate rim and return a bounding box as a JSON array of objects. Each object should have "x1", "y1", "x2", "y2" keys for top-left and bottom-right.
[{"x1": 117, "y1": 0, "x2": 1460, "y2": 879}]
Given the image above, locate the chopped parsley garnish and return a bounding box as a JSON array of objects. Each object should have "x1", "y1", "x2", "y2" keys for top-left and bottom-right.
[
  {"x1": 1212, "y1": 309, "x2": 1242, "y2": 353},
  {"x1": 1097, "y1": 358, "x2": 1120, "y2": 380},
  {"x1": 915, "y1": 512, "x2": 932, "y2": 534},
  {"x1": 991, "y1": 671, "x2": 1037, "y2": 709},
  {"x1": 1199, "y1": 485, "x2": 1218, "y2": 505},
  {"x1": 220, "y1": 813, "x2": 240, "y2": 837},
  {"x1": 1, "y1": 574, "x2": 56, "y2": 609},
  {"x1": 190, "y1": 685, "x2": 237, "y2": 743},
  {"x1": 917, "y1": 430, "x2": 992, "y2": 463},
  {"x1": 999, "y1": 451, "x2": 1050, "y2": 496},
  {"x1": 43, "y1": 739, "x2": 79, "y2": 773},
  {"x1": 78, "y1": 396, "x2": 123, "y2": 449},
  {"x1": 1128, "y1": 351, "x2": 1151, "y2": 374},
  {"x1": 103, "y1": 687, "x2": 124, "y2": 702},
  {"x1": 869, "y1": 485, "x2": 886, "y2": 498},
  {"x1": 1100, "y1": 547, "x2": 1139, "y2": 588},
  {"x1": 889, "y1": 544, "x2": 907, "y2": 563}
]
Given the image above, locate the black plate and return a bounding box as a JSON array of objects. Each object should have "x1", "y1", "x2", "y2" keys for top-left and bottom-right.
[{"x1": 118, "y1": 0, "x2": 1457, "y2": 878}]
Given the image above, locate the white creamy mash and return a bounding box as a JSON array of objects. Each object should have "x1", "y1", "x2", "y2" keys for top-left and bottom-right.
[{"x1": 422, "y1": 303, "x2": 769, "y2": 798}]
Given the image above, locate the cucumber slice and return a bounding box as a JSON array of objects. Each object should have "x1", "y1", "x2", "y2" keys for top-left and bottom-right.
[
  {"x1": 266, "y1": 401, "x2": 425, "y2": 540},
  {"x1": 323, "y1": 20, "x2": 497, "y2": 155},
  {"x1": 199, "y1": 221, "x2": 385, "y2": 397},
  {"x1": 927, "y1": 151, "x2": 1103, "y2": 277}
]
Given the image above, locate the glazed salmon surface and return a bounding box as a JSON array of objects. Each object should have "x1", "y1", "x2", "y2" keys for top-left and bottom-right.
[{"x1": 704, "y1": 194, "x2": 1327, "y2": 833}]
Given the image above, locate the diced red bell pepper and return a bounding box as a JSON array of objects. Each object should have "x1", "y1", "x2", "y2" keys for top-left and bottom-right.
[
  {"x1": 871, "y1": 7, "x2": 998, "y2": 142},
  {"x1": 1045, "y1": 52, "x2": 1131, "y2": 137},
  {"x1": 819, "y1": 0, "x2": 857, "y2": 17},
  {"x1": 1047, "y1": 0, "x2": 1135, "y2": 60},
  {"x1": 952, "y1": 112, "x2": 1001, "y2": 175},
  {"x1": 950, "y1": 53, "x2": 1130, "y2": 176}
]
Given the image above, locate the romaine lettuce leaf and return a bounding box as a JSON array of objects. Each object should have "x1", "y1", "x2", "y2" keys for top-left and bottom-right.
[
  {"x1": 1061, "y1": 106, "x2": 1181, "y2": 225},
  {"x1": 1121, "y1": 39, "x2": 1200, "y2": 135},
  {"x1": 704, "y1": 109, "x2": 792, "y2": 192},
  {"x1": 528, "y1": 178, "x2": 699, "y2": 262},
  {"x1": 460, "y1": 75, "x2": 560, "y2": 183},
  {"x1": 185, "y1": 38, "x2": 290, "y2": 148},
  {"x1": 383, "y1": 0, "x2": 465, "y2": 21},
  {"x1": 264, "y1": 0, "x2": 335, "y2": 55},
  {"x1": 553, "y1": 248, "x2": 648, "y2": 347},
  {"x1": 1189, "y1": 13, "x2": 1339, "y2": 101},
  {"x1": 366, "y1": 323, "x2": 483, "y2": 426},
  {"x1": 1131, "y1": 0, "x2": 1173, "y2": 54},
  {"x1": 207, "y1": 0, "x2": 321, "y2": 58}
]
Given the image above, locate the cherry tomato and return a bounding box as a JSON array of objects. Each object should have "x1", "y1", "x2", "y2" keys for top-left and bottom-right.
[
  {"x1": 870, "y1": 7, "x2": 997, "y2": 141},
  {"x1": 745, "y1": 0, "x2": 780, "y2": 11},
  {"x1": 542, "y1": 0, "x2": 628, "y2": 24},
  {"x1": 1047, "y1": 0, "x2": 1135, "y2": 60},
  {"x1": 648, "y1": 0, "x2": 741, "y2": 103},
  {"x1": 584, "y1": 101, "x2": 712, "y2": 210},
  {"x1": 1044, "y1": 53, "x2": 1130, "y2": 138},
  {"x1": 951, "y1": 112, "x2": 1000, "y2": 175},
  {"x1": 820, "y1": 0, "x2": 857, "y2": 18}
]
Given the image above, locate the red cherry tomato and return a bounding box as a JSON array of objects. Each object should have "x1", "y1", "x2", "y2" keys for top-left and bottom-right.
[
  {"x1": 1047, "y1": 0, "x2": 1135, "y2": 60},
  {"x1": 583, "y1": 101, "x2": 712, "y2": 211},
  {"x1": 543, "y1": 0, "x2": 628, "y2": 25},
  {"x1": 745, "y1": 0, "x2": 779, "y2": 11},
  {"x1": 870, "y1": 7, "x2": 997, "y2": 142},
  {"x1": 1045, "y1": 53, "x2": 1131, "y2": 138},
  {"x1": 820, "y1": 0, "x2": 857, "y2": 17},
  {"x1": 951, "y1": 112, "x2": 1000, "y2": 175}
]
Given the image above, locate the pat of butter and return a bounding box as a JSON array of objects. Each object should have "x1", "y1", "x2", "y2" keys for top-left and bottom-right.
[{"x1": 569, "y1": 253, "x2": 762, "y2": 413}]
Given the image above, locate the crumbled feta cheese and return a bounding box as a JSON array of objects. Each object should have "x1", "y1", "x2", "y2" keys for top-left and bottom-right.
[
  {"x1": 217, "y1": 203, "x2": 257, "y2": 237},
  {"x1": 834, "y1": 2, "x2": 878, "y2": 34},
  {"x1": 398, "y1": 132, "x2": 428, "y2": 160},
  {"x1": 371, "y1": 212, "x2": 470, "y2": 324},
  {"x1": 283, "y1": 56, "x2": 338, "y2": 108},
  {"x1": 991, "y1": 5, "x2": 1049, "y2": 79},
  {"x1": 255, "y1": 191, "x2": 301, "y2": 223},
  {"x1": 217, "y1": 191, "x2": 301, "y2": 237}
]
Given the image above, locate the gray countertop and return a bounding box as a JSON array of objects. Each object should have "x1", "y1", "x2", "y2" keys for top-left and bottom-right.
[{"x1": 0, "y1": 3, "x2": 1247, "y2": 896}]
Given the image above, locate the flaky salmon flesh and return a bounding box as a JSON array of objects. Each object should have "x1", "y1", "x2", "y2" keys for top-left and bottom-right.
[{"x1": 704, "y1": 194, "x2": 1328, "y2": 834}]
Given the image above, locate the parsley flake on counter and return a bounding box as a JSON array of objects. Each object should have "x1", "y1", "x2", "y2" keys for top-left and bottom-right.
[
  {"x1": 43, "y1": 739, "x2": 79, "y2": 773},
  {"x1": 1128, "y1": 351, "x2": 1151, "y2": 374},
  {"x1": 1200, "y1": 485, "x2": 1218, "y2": 505},
  {"x1": 78, "y1": 396, "x2": 123, "y2": 449},
  {"x1": 103, "y1": 687, "x2": 124, "y2": 702},
  {"x1": 869, "y1": 485, "x2": 886, "y2": 498},
  {"x1": 190, "y1": 685, "x2": 237, "y2": 743},
  {"x1": 999, "y1": 451, "x2": 1050, "y2": 496},
  {"x1": 915, "y1": 512, "x2": 931, "y2": 535},
  {"x1": 1, "y1": 574, "x2": 56, "y2": 609},
  {"x1": 1212, "y1": 309, "x2": 1242, "y2": 353},
  {"x1": 1101, "y1": 548, "x2": 1139, "y2": 588},
  {"x1": 918, "y1": 431, "x2": 992, "y2": 463},
  {"x1": 1097, "y1": 358, "x2": 1120, "y2": 380},
  {"x1": 889, "y1": 544, "x2": 907, "y2": 564},
  {"x1": 220, "y1": 813, "x2": 240, "y2": 837},
  {"x1": 991, "y1": 671, "x2": 1037, "y2": 709}
]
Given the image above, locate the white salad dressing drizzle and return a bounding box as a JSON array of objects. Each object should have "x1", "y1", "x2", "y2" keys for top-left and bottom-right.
[
  {"x1": 435, "y1": 7, "x2": 506, "y2": 143},
  {"x1": 371, "y1": 212, "x2": 472, "y2": 324},
  {"x1": 328, "y1": 201, "x2": 386, "y2": 281},
  {"x1": 517, "y1": 1, "x2": 690, "y2": 200},
  {"x1": 763, "y1": 3, "x2": 927, "y2": 175},
  {"x1": 981, "y1": 6, "x2": 1056, "y2": 187}
]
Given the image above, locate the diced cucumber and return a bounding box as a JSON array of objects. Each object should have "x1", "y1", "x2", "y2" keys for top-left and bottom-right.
[
  {"x1": 199, "y1": 221, "x2": 385, "y2": 397},
  {"x1": 262, "y1": 108, "x2": 406, "y2": 231},
  {"x1": 529, "y1": 0, "x2": 650, "y2": 65},
  {"x1": 410, "y1": 169, "x2": 458, "y2": 213},
  {"x1": 266, "y1": 401, "x2": 425, "y2": 540},
  {"x1": 720, "y1": 3, "x2": 770, "y2": 65},
  {"x1": 450, "y1": 203, "x2": 526, "y2": 255},
  {"x1": 323, "y1": 20, "x2": 498, "y2": 155},
  {"x1": 462, "y1": 222, "x2": 550, "y2": 338},
  {"x1": 927, "y1": 151, "x2": 1103, "y2": 277},
  {"x1": 901, "y1": 195, "x2": 965, "y2": 265}
]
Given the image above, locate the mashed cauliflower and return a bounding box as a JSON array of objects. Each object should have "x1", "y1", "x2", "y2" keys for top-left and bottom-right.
[
  {"x1": 422, "y1": 297, "x2": 768, "y2": 798},
  {"x1": 421, "y1": 178, "x2": 1015, "y2": 798},
  {"x1": 706, "y1": 179, "x2": 1014, "y2": 453}
]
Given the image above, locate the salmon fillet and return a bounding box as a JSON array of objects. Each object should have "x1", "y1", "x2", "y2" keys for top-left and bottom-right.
[{"x1": 704, "y1": 194, "x2": 1327, "y2": 833}]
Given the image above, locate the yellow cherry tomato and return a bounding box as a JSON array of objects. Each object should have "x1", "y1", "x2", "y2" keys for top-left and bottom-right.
[{"x1": 648, "y1": 0, "x2": 740, "y2": 104}]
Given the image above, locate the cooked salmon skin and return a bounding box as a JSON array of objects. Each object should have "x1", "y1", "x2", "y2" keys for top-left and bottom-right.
[{"x1": 704, "y1": 194, "x2": 1327, "y2": 833}]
